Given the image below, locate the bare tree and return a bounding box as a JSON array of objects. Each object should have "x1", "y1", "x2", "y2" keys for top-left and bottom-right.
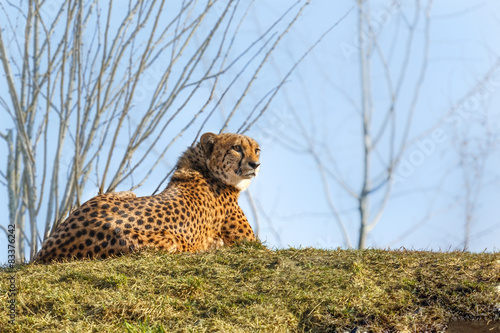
[
  {"x1": 453, "y1": 115, "x2": 498, "y2": 250},
  {"x1": 272, "y1": 0, "x2": 432, "y2": 249},
  {"x1": 280, "y1": 0, "x2": 500, "y2": 250},
  {"x1": 0, "y1": 0, "x2": 313, "y2": 262}
]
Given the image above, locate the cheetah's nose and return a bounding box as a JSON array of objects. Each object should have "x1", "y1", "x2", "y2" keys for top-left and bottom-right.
[{"x1": 248, "y1": 161, "x2": 260, "y2": 169}]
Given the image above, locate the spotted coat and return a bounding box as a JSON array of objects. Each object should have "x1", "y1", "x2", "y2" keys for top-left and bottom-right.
[{"x1": 33, "y1": 132, "x2": 261, "y2": 263}]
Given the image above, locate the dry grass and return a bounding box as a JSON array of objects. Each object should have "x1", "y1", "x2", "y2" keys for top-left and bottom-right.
[{"x1": 1, "y1": 243, "x2": 499, "y2": 332}]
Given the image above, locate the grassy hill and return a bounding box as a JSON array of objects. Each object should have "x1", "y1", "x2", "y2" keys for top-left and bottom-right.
[{"x1": 1, "y1": 243, "x2": 499, "y2": 332}]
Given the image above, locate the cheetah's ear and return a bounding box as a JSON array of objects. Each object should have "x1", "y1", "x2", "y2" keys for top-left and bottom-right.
[{"x1": 200, "y1": 132, "x2": 218, "y2": 156}]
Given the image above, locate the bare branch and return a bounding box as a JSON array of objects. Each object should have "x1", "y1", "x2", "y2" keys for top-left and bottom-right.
[
  {"x1": 244, "y1": 189, "x2": 260, "y2": 237},
  {"x1": 241, "y1": 6, "x2": 355, "y2": 134},
  {"x1": 0, "y1": 0, "x2": 312, "y2": 258}
]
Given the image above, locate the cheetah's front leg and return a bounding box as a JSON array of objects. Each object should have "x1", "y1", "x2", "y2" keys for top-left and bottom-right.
[
  {"x1": 220, "y1": 206, "x2": 256, "y2": 245},
  {"x1": 206, "y1": 237, "x2": 225, "y2": 250}
]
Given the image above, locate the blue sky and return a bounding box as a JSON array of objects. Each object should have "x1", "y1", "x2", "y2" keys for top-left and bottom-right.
[{"x1": 1, "y1": 0, "x2": 499, "y2": 264}]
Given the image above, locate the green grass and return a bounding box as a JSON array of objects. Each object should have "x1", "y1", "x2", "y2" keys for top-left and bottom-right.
[{"x1": 1, "y1": 243, "x2": 499, "y2": 332}]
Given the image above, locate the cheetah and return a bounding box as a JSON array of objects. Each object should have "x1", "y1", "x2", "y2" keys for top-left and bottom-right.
[{"x1": 33, "y1": 132, "x2": 261, "y2": 263}]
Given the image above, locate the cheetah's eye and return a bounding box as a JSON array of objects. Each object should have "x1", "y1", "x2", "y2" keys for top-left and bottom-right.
[
  {"x1": 255, "y1": 148, "x2": 260, "y2": 156},
  {"x1": 232, "y1": 145, "x2": 242, "y2": 153}
]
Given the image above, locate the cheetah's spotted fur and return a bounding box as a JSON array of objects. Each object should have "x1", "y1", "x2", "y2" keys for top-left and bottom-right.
[{"x1": 33, "y1": 132, "x2": 260, "y2": 263}]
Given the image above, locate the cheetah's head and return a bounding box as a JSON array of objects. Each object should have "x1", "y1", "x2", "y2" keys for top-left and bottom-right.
[{"x1": 201, "y1": 132, "x2": 260, "y2": 191}]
